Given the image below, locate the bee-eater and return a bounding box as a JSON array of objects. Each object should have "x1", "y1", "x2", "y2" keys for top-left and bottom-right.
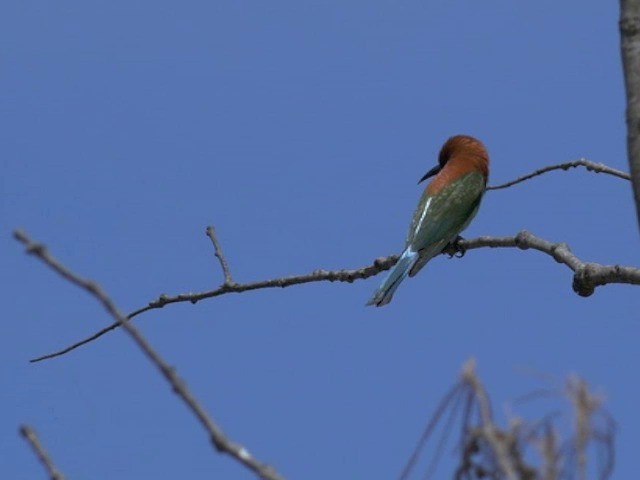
[{"x1": 367, "y1": 135, "x2": 490, "y2": 307}]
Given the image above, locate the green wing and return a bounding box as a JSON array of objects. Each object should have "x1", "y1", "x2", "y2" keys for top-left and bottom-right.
[{"x1": 406, "y1": 171, "x2": 485, "y2": 276}]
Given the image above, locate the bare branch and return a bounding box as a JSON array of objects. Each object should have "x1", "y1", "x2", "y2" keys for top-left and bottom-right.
[
  {"x1": 22, "y1": 159, "x2": 633, "y2": 362},
  {"x1": 206, "y1": 225, "x2": 234, "y2": 285},
  {"x1": 620, "y1": 0, "x2": 640, "y2": 232},
  {"x1": 30, "y1": 229, "x2": 640, "y2": 363},
  {"x1": 403, "y1": 360, "x2": 614, "y2": 479},
  {"x1": 443, "y1": 231, "x2": 640, "y2": 297},
  {"x1": 398, "y1": 383, "x2": 464, "y2": 480},
  {"x1": 19, "y1": 425, "x2": 65, "y2": 480},
  {"x1": 569, "y1": 378, "x2": 596, "y2": 480},
  {"x1": 539, "y1": 424, "x2": 559, "y2": 480},
  {"x1": 29, "y1": 254, "x2": 397, "y2": 362},
  {"x1": 461, "y1": 359, "x2": 519, "y2": 480},
  {"x1": 487, "y1": 159, "x2": 630, "y2": 191},
  {"x1": 402, "y1": 359, "x2": 536, "y2": 480},
  {"x1": 14, "y1": 230, "x2": 285, "y2": 480},
  {"x1": 565, "y1": 377, "x2": 615, "y2": 480}
]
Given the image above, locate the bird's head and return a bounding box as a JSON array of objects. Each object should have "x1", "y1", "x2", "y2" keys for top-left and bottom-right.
[{"x1": 419, "y1": 135, "x2": 489, "y2": 183}]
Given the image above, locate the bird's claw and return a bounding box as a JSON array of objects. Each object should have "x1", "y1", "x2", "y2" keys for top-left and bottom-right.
[{"x1": 444, "y1": 236, "x2": 466, "y2": 258}]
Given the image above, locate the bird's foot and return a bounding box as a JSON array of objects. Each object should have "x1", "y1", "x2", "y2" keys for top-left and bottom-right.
[{"x1": 443, "y1": 236, "x2": 466, "y2": 258}]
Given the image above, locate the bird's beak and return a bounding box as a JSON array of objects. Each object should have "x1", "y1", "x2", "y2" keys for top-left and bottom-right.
[{"x1": 418, "y1": 164, "x2": 442, "y2": 184}]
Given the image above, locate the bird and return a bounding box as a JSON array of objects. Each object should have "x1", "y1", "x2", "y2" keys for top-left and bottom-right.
[{"x1": 366, "y1": 135, "x2": 490, "y2": 307}]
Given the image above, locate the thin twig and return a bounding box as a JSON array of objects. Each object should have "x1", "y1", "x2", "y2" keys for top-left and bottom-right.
[
  {"x1": 30, "y1": 229, "x2": 640, "y2": 363},
  {"x1": 540, "y1": 424, "x2": 558, "y2": 480},
  {"x1": 422, "y1": 385, "x2": 466, "y2": 480},
  {"x1": 206, "y1": 225, "x2": 234, "y2": 285},
  {"x1": 567, "y1": 378, "x2": 599, "y2": 480},
  {"x1": 487, "y1": 159, "x2": 630, "y2": 191},
  {"x1": 19, "y1": 425, "x2": 66, "y2": 480},
  {"x1": 14, "y1": 230, "x2": 284, "y2": 480},
  {"x1": 398, "y1": 384, "x2": 464, "y2": 480},
  {"x1": 461, "y1": 359, "x2": 518, "y2": 480}
]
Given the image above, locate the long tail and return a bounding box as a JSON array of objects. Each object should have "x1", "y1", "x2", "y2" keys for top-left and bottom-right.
[{"x1": 366, "y1": 248, "x2": 419, "y2": 307}]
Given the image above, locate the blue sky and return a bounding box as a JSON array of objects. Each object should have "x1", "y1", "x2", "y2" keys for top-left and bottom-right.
[{"x1": 2, "y1": 1, "x2": 638, "y2": 478}]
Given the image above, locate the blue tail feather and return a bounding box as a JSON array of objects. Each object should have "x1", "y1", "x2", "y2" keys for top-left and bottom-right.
[{"x1": 366, "y1": 248, "x2": 419, "y2": 307}]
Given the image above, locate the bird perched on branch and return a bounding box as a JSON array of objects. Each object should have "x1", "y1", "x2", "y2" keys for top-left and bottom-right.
[{"x1": 367, "y1": 135, "x2": 490, "y2": 307}]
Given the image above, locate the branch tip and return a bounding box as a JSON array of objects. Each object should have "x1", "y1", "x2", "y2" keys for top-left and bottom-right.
[
  {"x1": 20, "y1": 424, "x2": 66, "y2": 480},
  {"x1": 206, "y1": 225, "x2": 234, "y2": 285}
]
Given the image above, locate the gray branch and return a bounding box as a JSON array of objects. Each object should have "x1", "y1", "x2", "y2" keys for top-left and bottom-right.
[
  {"x1": 28, "y1": 229, "x2": 640, "y2": 364},
  {"x1": 620, "y1": 0, "x2": 640, "y2": 232},
  {"x1": 15, "y1": 230, "x2": 284, "y2": 480},
  {"x1": 460, "y1": 359, "x2": 519, "y2": 480},
  {"x1": 19, "y1": 425, "x2": 66, "y2": 480},
  {"x1": 443, "y1": 231, "x2": 640, "y2": 297}
]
